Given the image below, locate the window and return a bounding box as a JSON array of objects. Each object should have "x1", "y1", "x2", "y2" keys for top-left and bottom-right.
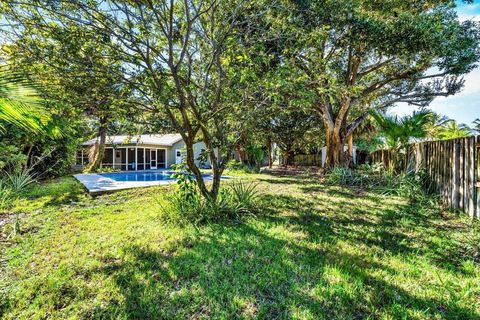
[
  {"x1": 102, "y1": 148, "x2": 114, "y2": 167},
  {"x1": 128, "y1": 148, "x2": 135, "y2": 170},
  {"x1": 176, "y1": 150, "x2": 181, "y2": 157},
  {"x1": 158, "y1": 149, "x2": 166, "y2": 168},
  {"x1": 137, "y1": 148, "x2": 145, "y2": 170},
  {"x1": 76, "y1": 150, "x2": 89, "y2": 165},
  {"x1": 76, "y1": 150, "x2": 83, "y2": 165}
]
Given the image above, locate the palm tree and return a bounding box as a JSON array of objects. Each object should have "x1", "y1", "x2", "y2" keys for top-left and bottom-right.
[
  {"x1": 473, "y1": 118, "x2": 480, "y2": 135},
  {"x1": 437, "y1": 121, "x2": 472, "y2": 140},
  {"x1": 371, "y1": 109, "x2": 434, "y2": 171},
  {"x1": 371, "y1": 109, "x2": 434, "y2": 150},
  {"x1": 0, "y1": 66, "x2": 51, "y2": 134},
  {"x1": 424, "y1": 112, "x2": 453, "y2": 140}
]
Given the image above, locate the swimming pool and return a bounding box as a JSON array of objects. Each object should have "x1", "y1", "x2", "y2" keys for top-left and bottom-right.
[
  {"x1": 74, "y1": 170, "x2": 218, "y2": 194},
  {"x1": 98, "y1": 171, "x2": 176, "y2": 182}
]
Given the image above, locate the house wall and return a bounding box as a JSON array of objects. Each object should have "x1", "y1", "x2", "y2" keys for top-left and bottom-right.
[
  {"x1": 169, "y1": 140, "x2": 210, "y2": 168},
  {"x1": 76, "y1": 140, "x2": 211, "y2": 171}
]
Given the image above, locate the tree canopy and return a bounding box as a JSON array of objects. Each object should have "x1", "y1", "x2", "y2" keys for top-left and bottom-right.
[{"x1": 0, "y1": 0, "x2": 478, "y2": 199}]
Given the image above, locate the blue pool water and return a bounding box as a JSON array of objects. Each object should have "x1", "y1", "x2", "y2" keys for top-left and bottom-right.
[{"x1": 98, "y1": 170, "x2": 211, "y2": 182}]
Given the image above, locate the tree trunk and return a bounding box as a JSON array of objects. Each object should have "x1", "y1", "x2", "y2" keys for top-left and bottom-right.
[
  {"x1": 324, "y1": 129, "x2": 345, "y2": 168},
  {"x1": 347, "y1": 133, "x2": 354, "y2": 167},
  {"x1": 24, "y1": 144, "x2": 34, "y2": 170},
  {"x1": 183, "y1": 137, "x2": 226, "y2": 202},
  {"x1": 283, "y1": 148, "x2": 294, "y2": 166},
  {"x1": 267, "y1": 136, "x2": 273, "y2": 169},
  {"x1": 235, "y1": 147, "x2": 245, "y2": 163},
  {"x1": 86, "y1": 117, "x2": 108, "y2": 172},
  {"x1": 325, "y1": 131, "x2": 346, "y2": 168}
]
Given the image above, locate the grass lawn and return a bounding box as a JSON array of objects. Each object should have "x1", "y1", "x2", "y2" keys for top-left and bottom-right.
[{"x1": 1, "y1": 171, "x2": 479, "y2": 319}]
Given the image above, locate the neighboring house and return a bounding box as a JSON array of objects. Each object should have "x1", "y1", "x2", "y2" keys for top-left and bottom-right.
[{"x1": 75, "y1": 133, "x2": 209, "y2": 170}]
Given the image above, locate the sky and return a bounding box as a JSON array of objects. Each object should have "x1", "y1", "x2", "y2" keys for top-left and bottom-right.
[{"x1": 390, "y1": 2, "x2": 480, "y2": 126}]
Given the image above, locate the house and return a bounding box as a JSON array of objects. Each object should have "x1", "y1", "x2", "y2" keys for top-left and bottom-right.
[{"x1": 75, "y1": 133, "x2": 208, "y2": 170}]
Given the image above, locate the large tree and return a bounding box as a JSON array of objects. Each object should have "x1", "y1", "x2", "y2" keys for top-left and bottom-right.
[
  {"x1": 1, "y1": 19, "x2": 135, "y2": 172},
  {"x1": 3, "y1": 0, "x2": 257, "y2": 200},
  {"x1": 265, "y1": 0, "x2": 480, "y2": 167}
]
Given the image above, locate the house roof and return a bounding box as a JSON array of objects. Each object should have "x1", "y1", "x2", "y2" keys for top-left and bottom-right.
[{"x1": 82, "y1": 134, "x2": 183, "y2": 147}]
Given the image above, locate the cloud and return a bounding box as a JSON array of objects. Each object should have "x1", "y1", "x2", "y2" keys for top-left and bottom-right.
[{"x1": 456, "y1": 3, "x2": 480, "y2": 21}]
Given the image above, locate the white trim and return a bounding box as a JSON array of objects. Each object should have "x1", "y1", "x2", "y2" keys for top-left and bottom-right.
[
  {"x1": 164, "y1": 148, "x2": 168, "y2": 168},
  {"x1": 135, "y1": 147, "x2": 138, "y2": 170},
  {"x1": 150, "y1": 149, "x2": 157, "y2": 170}
]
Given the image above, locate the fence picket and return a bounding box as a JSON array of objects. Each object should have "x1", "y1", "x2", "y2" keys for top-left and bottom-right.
[{"x1": 369, "y1": 136, "x2": 479, "y2": 218}]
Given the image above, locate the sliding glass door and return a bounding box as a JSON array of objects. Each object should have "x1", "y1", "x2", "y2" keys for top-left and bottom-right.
[
  {"x1": 157, "y1": 149, "x2": 166, "y2": 168},
  {"x1": 127, "y1": 148, "x2": 136, "y2": 170},
  {"x1": 151, "y1": 149, "x2": 157, "y2": 169},
  {"x1": 100, "y1": 147, "x2": 167, "y2": 171}
]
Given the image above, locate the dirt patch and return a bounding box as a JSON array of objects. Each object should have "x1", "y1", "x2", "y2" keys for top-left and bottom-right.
[{"x1": 0, "y1": 212, "x2": 25, "y2": 243}]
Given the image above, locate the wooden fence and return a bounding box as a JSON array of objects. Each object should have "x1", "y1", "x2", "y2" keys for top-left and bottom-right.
[
  {"x1": 292, "y1": 154, "x2": 322, "y2": 166},
  {"x1": 370, "y1": 136, "x2": 479, "y2": 218}
]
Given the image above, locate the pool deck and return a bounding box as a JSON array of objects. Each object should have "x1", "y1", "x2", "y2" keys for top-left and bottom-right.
[
  {"x1": 74, "y1": 170, "x2": 178, "y2": 195},
  {"x1": 74, "y1": 170, "x2": 223, "y2": 195}
]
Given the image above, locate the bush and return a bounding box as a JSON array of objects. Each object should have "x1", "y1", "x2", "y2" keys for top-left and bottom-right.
[
  {"x1": 0, "y1": 179, "x2": 13, "y2": 211},
  {"x1": 6, "y1": 169, "x2": 36, "y2": 193},
  {"x1": 0, "y1": 169, "x2": 36, "y2": 237},
  {"x1": 159, "y1": 179, "x2": 258, "y2": 225},
  {"x1": 229, "y1": 180, "x2": 258, "y2": 213},
  {"x1": 325, "y1": 166, "x2": 373, "y2": 188},
  {"x1": 325, "y1": 164, "x2": 434, "y2": 204},
  {"x1": 225, "y1": 160, "x2": 254, "y2": 174}
]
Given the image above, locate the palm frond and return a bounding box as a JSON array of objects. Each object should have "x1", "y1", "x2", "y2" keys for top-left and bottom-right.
[{"x1": 0, "y1": 66, "x2": 58, "y2": 135}]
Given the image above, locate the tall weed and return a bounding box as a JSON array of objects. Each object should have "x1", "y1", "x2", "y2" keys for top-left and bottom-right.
[
  {"x1": 158, "y1": 179, "x2": 258, "y2": 225},
  {"x1": 325, "y1": 164, "x2": 434, "y2": 204},
  {"x1": 6, "y1": 169, "x2": 36, "y2": 193}
]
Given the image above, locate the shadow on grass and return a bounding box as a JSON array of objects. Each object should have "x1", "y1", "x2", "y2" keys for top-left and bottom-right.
[
  {"x1": 14, "y1": 177, "x2": 86, "y2": 208},
  {"x1": 78, "y1": 172, "x2": 478, "y2": 318},
  {"x1": 257, "y1": 173, "x2": 476, "y2": 275},
  {"x1": 82, "y1": 219, "x2": 478, "y2": 319},
  {"x1": 6, "y1": 173, "x2": 477, "y2": 319}
]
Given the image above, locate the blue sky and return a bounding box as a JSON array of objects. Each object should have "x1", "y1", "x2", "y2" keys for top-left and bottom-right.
[{"x1": 390, "y1": 2, "x2": 480, "y2": 126}]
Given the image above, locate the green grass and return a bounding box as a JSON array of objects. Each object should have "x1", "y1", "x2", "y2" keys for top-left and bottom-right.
[{"x1": 1, "y1": 173, "x2": 479, "y2": 319}]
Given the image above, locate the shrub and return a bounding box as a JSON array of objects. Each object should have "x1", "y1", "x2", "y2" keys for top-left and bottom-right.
[
  {"x1": 6, "y1": 169, "x2": 36, "y2": 193},
  {"x1": 159, "y1": 179, "x2": 258, "y2": 225},
  {"x1": 225, "y1": 160, "x2": 253, "y2": 174},
  {"x1": 0, "y1": 169, "x2": 36, "y2": 237},
  {"x1": 325, "y1": 164, "x2": 434, "y2": 204},
  {"x1": 229, "y1": 181, "x2": 258, "y2": 213},
  {"x1": 326, "y1": 166, "x2": 368, "y2": 187},
  {"x1": 0, "y1": 179, "x2": 13, "y2": 211}
]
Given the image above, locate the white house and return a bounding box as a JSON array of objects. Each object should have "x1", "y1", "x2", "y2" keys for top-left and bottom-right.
[{"x1": 76, "y1": 133, "x2": 208, "y2": 170}]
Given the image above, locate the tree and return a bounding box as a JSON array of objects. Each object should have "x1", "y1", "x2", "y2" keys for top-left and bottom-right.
[
  {"x1": 371, "y1": 109, "x2": 434, "y2": 150},
  {"x1": 4, "y1": 0, "x2": 259, "y2": 201},
  {"x1": 371, "y1": 109, "x2": 434, "y2": 171},
  {"x1": 265, "y1": 0, "x2": 480, "y2": 167},
  {"x1": 436, "y1": 121, "x2": 472, "y2": 139},
  {"x1": 1, "y1": 21, "x2": 135, "y2": 172},
  {"x1": 473, "y1": 118, "x2": 480, "y2": 134},
  {"x1": 424, "y1": 112, "x2": 453, "y2": 140},
  {"x1": 0, "y1": 67, "x2": 51, "y2": 135}
]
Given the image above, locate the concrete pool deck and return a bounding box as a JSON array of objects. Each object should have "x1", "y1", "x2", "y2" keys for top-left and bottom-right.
[{"x1": 74, "y1": 170, "x2": 222, "y2": 195}]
